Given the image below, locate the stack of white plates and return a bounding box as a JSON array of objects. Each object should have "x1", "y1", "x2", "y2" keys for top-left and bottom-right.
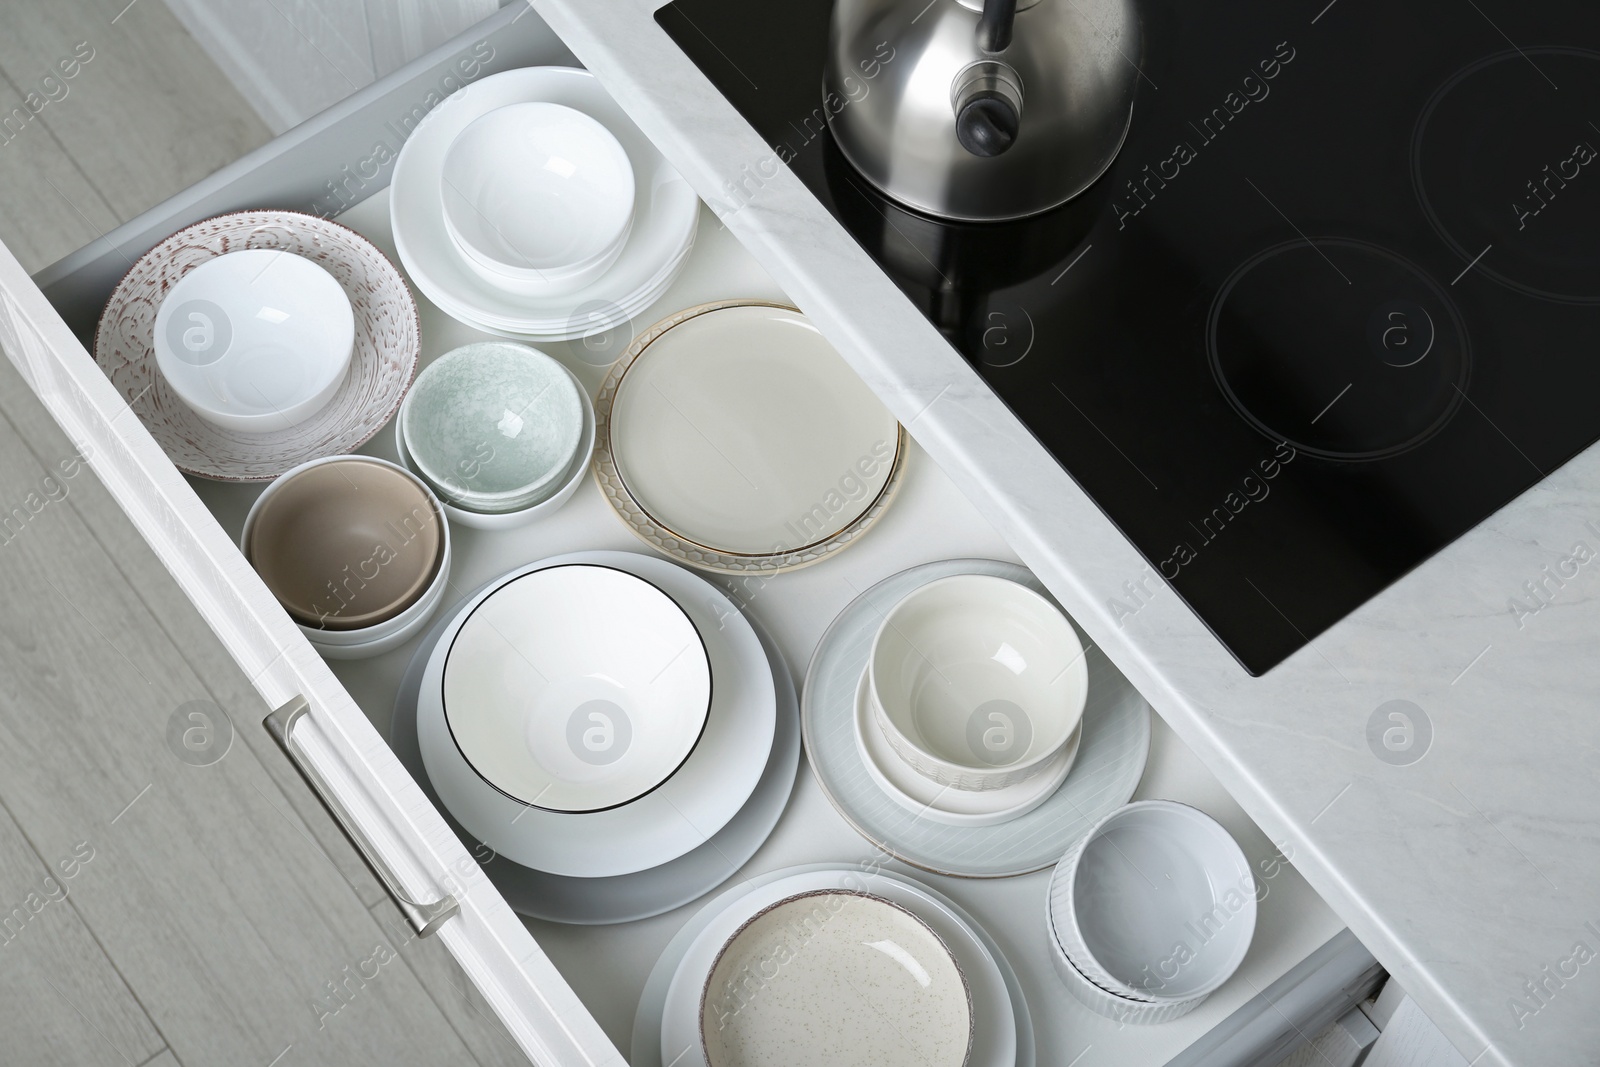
[
  {"x1": 390, "y1": 67, "x2": 699, "y2": 342},
  {"x1": 391, "y1": 550, "x2": 798, "y2": 925}
]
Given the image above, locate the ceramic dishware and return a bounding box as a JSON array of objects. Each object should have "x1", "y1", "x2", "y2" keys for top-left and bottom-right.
[
  {"x1": 852, "y1": 669, "x2": 1080, "y2": 827},
  {"x1": 152, "y1": 249, "x2": 355, "y2": 434},
  {"x1": 441, "y1": 564, "x2": 710, "y2": 813},
  {"x1": 802, "y1": 557, "x2": 1152, "y2": 878},
  {"x1": 596, "y1": 300, "x2": 908, "y2": 574},
  {"x1": 95, "y1": 210, "x2": 420, "y2": 481},
  {"x1": 1044, "y1": 909, "x2": 1204, "y2": 1025},
  {"x1": 868, "y1": 574, "x2": 1089, "y2": 791},
  {"x1": 394, "y1": 552, "x2": 797, "y2": 924},
  {"x1": 414, "y1": 552, "x2": 776, "y2": 879},
  {"x1": 1049, "y1": 800, "x2": 1256, "y2": 1009},
  {"x1": 390, "y1": 67, "x2": 699, "y2": 341},
  {"x1": 400, "y1": 342, "x2": 584, "y2": 512},
  {"x1": 698, "y1": 890, "x2": 973, "y2": 1067},
  {"x1": 441, "y1": 102, "x2": 634, "y2": 290},
  {"x1": 648, "y1": 865, "x2": 1028, "y2": 1067},
  {"x1": 241, "y1": 455, "x2": 450, "y2": 659},
  {"x1": 391, "y1": 358, "x2": 595, "y2": 532}
]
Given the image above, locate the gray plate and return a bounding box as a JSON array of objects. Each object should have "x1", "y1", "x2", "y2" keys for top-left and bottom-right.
[
  {"x1": 390, "y1": 550, "x2": 800, "y2": 925},
  {"x1": 802, "y1": 558, "x2": 1152, "y2": 878}
]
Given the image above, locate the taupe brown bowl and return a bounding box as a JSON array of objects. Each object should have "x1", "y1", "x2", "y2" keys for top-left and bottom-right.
[{"x1": 244, "y1": 455, "x2": 444, "y2": 632}]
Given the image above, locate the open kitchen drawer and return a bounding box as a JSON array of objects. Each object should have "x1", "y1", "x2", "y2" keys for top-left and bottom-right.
[{"x1": 1, "y1": 4, "x2": 1380, "y2": 1065}]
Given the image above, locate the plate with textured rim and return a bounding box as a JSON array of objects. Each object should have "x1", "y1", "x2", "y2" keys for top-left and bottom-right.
[
  {"x1": 802, "y1": 558, "x2": 1152, "y2": 878},
  {"x1": 93, "y1": 210, "x2": 419, "y2": 482},
  {"x1": 391, "y1": 551, "x2": 800, "y2": 924},
  {"x1": 595, "y1": 300, "x2": 909, "y2": 574},
  {"x1": 635, "y1": 864, "x2": 1033, "y2": 1067}
]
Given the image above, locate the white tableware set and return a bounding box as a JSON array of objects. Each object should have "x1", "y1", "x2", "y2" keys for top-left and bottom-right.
[
  {"x1": 391, "y1": 550, "x2": 800, "y2": 925},
  {"x1": 1046, "y1": 800, "x2": 1258, "y2": 1023},
  {"x1": 391, "y1": 67, "x2": 699, "y2": 342}
]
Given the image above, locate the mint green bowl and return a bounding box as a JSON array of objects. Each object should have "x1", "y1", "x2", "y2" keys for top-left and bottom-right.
[{"x1": 400, "y1": 342, "x2": 584, "y2": 513}]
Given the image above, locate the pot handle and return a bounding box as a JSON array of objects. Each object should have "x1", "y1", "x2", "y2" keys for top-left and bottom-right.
[{"x1": 977, "y1": 0, "x2": 1017, "y2": 52}]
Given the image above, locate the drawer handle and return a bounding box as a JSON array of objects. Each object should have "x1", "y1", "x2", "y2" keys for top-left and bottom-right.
[{"x1": 265, "y1": 697, "x2": 461, "y2": 938}]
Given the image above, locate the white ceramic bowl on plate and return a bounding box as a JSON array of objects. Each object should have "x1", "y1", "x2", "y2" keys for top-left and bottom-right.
[
  {"x1": 698, "y1": 889, "x2": 973, "y2": 1067},
  {"x1": 415, "y1": 555, "x2": 777, "y2": 878},
  {"x1": 152, "y1": 249, "x2": 354, "y2": 434},
  {"x1": 440, "y1": 564, "x2": 711, "y2": 813},
  {"x1": 868, "y1": 574, "x2": 1089, "y2": 792},
  {"x1": 1048, "y1": 800, "x2": 1257, "y2": 1007},
  {"x1": 240, "y1": 455, "x2": 451, "y2": 660},
  {"x1": 440, "y1": 101, "x2": 634, "y2": 287}
]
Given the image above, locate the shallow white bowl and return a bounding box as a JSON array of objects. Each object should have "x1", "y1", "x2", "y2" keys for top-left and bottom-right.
[
  {"x1": 441, "y1": 564, "x2": 711, "y2": 813},
  {"x1": 415, "y1": 552, "x2": 776, "y2": 879},
  {"x1": 699, "y1": 890, "x2": 973, "y2": 1067},
  {"x1": 1048, "y1": 800, "x2": 1257, "y2": 1003},
  {"x1": 1045, "y1": 902, "x2": 1207, "y2": 1025},
  {"x1": 240, "y1": 455, "x2": 451, "y2": 660},
  {"x1": 440, "y1": 101, "x2": 634, "y2": 283},
  {"x1": 392, "y1": 362, "x2": 594, "y2": 532},
  {"x1": 868, "y1": 574, "x2": 1088, "y2": 791},
  {"x1": 153, "y1": 249, "x2": 354, "y2": 434}
]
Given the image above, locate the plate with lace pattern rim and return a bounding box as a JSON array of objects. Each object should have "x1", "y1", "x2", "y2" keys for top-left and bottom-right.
[
  {"x1": 93, "y1": 210, "x2": 419, "y2": 481},
  {"x1": 593, "y1": 299, "x2": 909, "y2": 575},
  {"x1": 802, "y1": 558, "x2": 1153, "y2": 878}
]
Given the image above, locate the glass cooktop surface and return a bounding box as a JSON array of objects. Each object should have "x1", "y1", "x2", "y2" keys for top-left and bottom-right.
[{"x1": 657, "y1": 0, "x2": 1600, "y2": 673}]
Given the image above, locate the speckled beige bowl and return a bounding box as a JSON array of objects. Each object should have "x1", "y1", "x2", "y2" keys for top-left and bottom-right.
[{"x1": 699, "y1": 889, "x2": 973, "y2": 1067}]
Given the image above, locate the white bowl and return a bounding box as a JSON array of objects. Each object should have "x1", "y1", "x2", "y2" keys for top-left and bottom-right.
[
  {"x1": 440, "y1": 102, "x2": 634, "y2": 285},
  {"x1": 392, "y1": 363, "x2": 595, "y2": 532},
  {"x1": 440, "y1": 564, "x2": 711, "y2": 813},
  {"x1": 153, "y1": 249, "x2": 355, "y2": 434},
  {"x1": 699, "y1": 890, "x2": 973, "y2": 1067},
  {"x1": 868, "y1": 574, "x2": 1088, "y2": 792},
  {"x1": 1048, "y1": 800, "x2": 1257, "y2": 1004},
  {"x1": 240, "y1": 455, "x2": 451, "y2": 660},
  {"x1": 1045, "y1": 902, "x2": 1207, "y2": 1025}
]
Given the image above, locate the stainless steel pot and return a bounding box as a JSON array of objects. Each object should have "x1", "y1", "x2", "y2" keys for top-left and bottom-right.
[{"x1": 823, "y1": 0, "x2": 1141, "y2": 221}]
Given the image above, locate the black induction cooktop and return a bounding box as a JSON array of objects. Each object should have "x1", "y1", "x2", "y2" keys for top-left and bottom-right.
[{"x1": 657, "y1": 0, "x2": 1600, "y2": 674}]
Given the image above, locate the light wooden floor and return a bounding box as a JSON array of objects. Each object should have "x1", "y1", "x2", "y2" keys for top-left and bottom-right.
[{"x1": 0, "y1": 0, "x2": 272, "y2": 274}]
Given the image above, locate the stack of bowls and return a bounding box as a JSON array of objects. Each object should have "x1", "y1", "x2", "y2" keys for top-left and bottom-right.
[
  {"x1": 242, "y1": 455, "x2": 451, "y2": 659},
  {"x1": 397, "y1": 342, "x2": 594, "y2": 529},
  {"x1": 1046, "y1": 800, "x2": 1258, "y2": 1023},
  {"x1": 440, "y1": 101, "x2": 635, "y2": 298},
  {"x1": 152, "y1": 248, "x2": 355, "y2": 434},
  {"x1": 860, "y1": 574, "x2": 1090, "y2": 824}
]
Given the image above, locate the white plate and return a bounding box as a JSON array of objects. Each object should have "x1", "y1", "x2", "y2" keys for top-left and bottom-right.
[
  {"x1": 94, "y1": 210, "x2": 420, "y2": 482},
  {"x1": 655, "y1": 867, "x2": 1023, "y2": 1067},
  {"x1": 802, "y1": 559, "x2": 1152, "y2": 878},
  {"x1": 853, "y1": 669, "x2": 1080, "y2": 828},
  {"x1": 390, "y1": 560, "x2": 800, "y2": 925},
  {"x1": 596, "y1": 301, "x2": 910, "y2": 574},
  {"x1": 441, "y1": 565, "x2": 712, "y2": 813},
  {"x1": 390, "y1": 67, "x2": 699, "y2": 338},
  {"x1": 415, "y1": 551, "x2": 775, "y2": 878}
]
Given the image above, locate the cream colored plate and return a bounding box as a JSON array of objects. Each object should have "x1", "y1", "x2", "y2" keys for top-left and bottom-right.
[
  {"x1": 700, "y1": 890, "x2": 973, "y2": 1067},
  {"x1": 596, "y1": 301, "x2": 907, "y2": 574}
]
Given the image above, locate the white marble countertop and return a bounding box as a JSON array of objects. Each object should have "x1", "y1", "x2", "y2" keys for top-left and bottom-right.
[{"x1": 529, "y1": 2, "x2": 1600, "y2": 1064}]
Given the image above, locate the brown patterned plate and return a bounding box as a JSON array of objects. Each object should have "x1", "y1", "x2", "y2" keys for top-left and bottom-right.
[{"x1": 94, "y1": 211, "x2": 420, "y2": 482}]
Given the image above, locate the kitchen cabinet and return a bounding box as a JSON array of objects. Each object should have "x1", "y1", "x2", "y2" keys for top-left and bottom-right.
[{"x1": 0, "y1": 4, "x2": 1381, "y2": 1064}]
